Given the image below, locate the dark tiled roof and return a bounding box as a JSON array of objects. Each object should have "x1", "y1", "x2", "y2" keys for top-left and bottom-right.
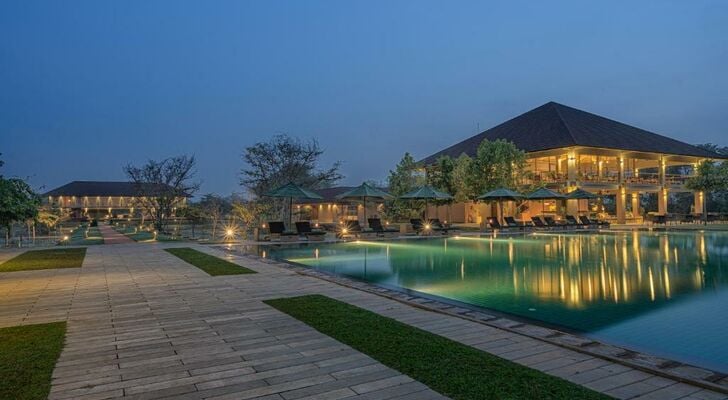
[
  {"x1": 298, "y1": 186, "x2": 389, "y2": 203},
  {"x1": 420, "y1": 102, "x2": 724, "y2": 164},
  {"x1": 43, "y1": 181, "x2": 186, "y2": 197}
]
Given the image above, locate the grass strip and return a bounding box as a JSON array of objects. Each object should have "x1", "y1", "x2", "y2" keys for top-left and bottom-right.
[
  {"x1": 0, "y1": 248, "x2": 87, "y2": 272},
  {"x1": 165, "y1": 247, "x2": 255, "y2": 276},
  {"x1": 265, "y1": 295, "x2": 611, "y2": 400},
  {"x1": 0, "y1": 322, "x2": 67, "y2": 400}
]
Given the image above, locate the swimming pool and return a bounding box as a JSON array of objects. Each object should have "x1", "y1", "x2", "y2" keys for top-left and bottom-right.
[{"x1": 252, "y1": 231, "x2": 728, "y2": 373}]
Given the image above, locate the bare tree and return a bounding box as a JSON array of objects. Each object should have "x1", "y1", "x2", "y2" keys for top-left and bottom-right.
[
  {"x1": 124, "y1": 155, "x2": 200, "y2": 232},
  {"x1": 199, "y1": 194, "x2": 229, "y2": 239},
  {"x1": 241, "y1": 134, "x2": 343, "y2": 198}
]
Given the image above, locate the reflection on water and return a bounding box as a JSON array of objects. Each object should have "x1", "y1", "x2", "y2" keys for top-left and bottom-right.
[{"x1": 255, "y1": 231, "x2": 728, "y2": 371}]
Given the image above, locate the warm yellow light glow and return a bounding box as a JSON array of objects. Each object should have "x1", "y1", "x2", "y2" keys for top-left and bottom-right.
[
  {"x1": 63, "y1": 235, "x2": 69, "y2": 241},
  {"x1": 226, "y1": 229, "x2": 234, "y2": 236},
  {"x1": 424, "y1": 224, "x2": 431, "y2": 230}
]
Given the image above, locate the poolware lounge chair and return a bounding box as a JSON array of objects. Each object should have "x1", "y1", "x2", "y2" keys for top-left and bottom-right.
[
  {"x1": 531, "y1": 217, "x2": 549, "y2": 230},
  {"x1": 504, "y1": 216, "x2": 529, "y2": 231},
  {"x1": 487, "y1": 217, "x2": 506, "y2": 230},
  {"x1": 368, "y1": 219, "x2": 398, "y2": 237},
  {"x1": 565, "y1": 215, "x2": 586, "y2": 229},
  {"x1": 295, "y1": 221, "x2": 327, "y2": 241},
  {"x1": 268, "y1": 221, "x2": 299, "y2": 241},
  {"x1": 544, "y1": 216, "x2": 567, "y2": 229}
]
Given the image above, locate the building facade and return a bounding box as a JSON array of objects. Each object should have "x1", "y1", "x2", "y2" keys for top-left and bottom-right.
[
  {"x1": 43, "y1": 181, "x2": 187, "y2": 220},
  {"x1": 420, "y1": 102, "x2": 725, "y2": 224}
]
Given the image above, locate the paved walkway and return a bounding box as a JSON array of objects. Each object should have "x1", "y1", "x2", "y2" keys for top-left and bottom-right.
[
  {"x1": 0, "y1": 243, "x2": 725, "y2": 400},
  {"x1": 98, "y1": 225, "x2": 135, "y2": 244}
]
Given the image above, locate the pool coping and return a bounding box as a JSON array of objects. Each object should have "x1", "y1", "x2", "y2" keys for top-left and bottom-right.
[{"x1": 223, "y1": 247, "x2": 728, "y2": 395}]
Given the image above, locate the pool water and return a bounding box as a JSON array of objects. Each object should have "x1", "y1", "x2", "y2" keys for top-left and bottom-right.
[{"x1": 256, "y1": 231, "x2": 728, "y2": 373}]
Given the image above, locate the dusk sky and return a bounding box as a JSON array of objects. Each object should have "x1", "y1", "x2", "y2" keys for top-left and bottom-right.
[{"x1": 2, "y1": 1, "x2": 727, "y2": 197}]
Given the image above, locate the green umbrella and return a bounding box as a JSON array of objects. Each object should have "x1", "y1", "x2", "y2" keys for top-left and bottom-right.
[
  {"x1": 336, "y1": 183, "x2": 393, "y2": 228},
  {"x1": 478, "y1": 188, "x2": 524, "y2": 225},
  {"x1": 527, "y1": 187, "x2": 566, "y2": 215},
  {"x1": 566, "y1": 188, "x2": 599, "y2": 200},
  {"x1": 566, "y1": 188, "x2": 599, "y2": 213},
  {"x1": 400, "y1": 185, "x2": 453, "y2": 220},
  {"x1": 264, "y1": 182, "x2": 323, "y2": 227}
]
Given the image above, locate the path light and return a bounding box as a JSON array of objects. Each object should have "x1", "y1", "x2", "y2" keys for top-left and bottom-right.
[
  {"x1": 63, "y1": 235, "x2": 69, "y2": 241},
  {"x1": 223, "y1": 224, "x2": 238, "y2": 242},
  {"x1": 424, "y1": 223, "x2": 431, "y2": 231}
]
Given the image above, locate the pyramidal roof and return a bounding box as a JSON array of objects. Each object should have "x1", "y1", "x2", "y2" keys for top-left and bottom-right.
[{"x1": 420, "y1": 102, "x2": 723, "y2": 164}]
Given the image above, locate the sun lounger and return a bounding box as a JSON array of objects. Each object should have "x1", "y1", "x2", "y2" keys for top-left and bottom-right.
[
  {"x1": 295, "y1": 221, "x2": 327, "y2": 241},
  {"x1": 544, "y1": 216, "x2": 567, "y2": 229},
  {"x1": 531, "y1": 216, "x2": 549, "y2": 230},
  {"x1": 487, "y1": 217, "x2": 505, "y2": 230},
  {"x1": 368, "y1": 219, "x2": 398, "y2": 237},
  {"x1": 565, "y1": 215, "x2": 587, "y2": 229},
  {"x1": 504, "y1": 216, "x2": 529, "y2": 231},
  {"x1": 268, "y1": 221, "x2": 299, "y2": 241}
]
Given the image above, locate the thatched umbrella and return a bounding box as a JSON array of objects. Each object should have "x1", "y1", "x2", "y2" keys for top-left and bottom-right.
[
  {"x1": 336, "y1": 183, "x2": 393, "y2": 227},
  {"x1": 400, "y1": 185, "x2": 453, "y2": 220},
  {"x1": 527, "y1": 187, "x2": 566, "y2": 215},
  {"x1": 478, "y1": 188, "x2": 524, "y2": 225},
  {"x1": 264, "y1": 182, "x2": 323, "y2": 227},
  {"x1": 566, "y1": 188, "x2": 599, "y2": 214}
]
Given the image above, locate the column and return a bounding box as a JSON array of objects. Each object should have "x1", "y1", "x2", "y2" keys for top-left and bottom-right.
[
  {"x1": 567, "y1": 150, "x2": 578, "y2": 184},
  {"x1": 616, "y1": 187, "x2": 626, "y2": 224},
  {"x1": 631, "y1": 192, "x2": 640, "y2": 219},
  {"x1": 658, "y1": 188, "x2": 668, "y2": 215},
  {"x1": 694, "y1": 191, "x2": 704, "y2": 217}
]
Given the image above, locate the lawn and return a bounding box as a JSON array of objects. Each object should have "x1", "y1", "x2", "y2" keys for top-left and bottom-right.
[
  {"x1": 265, "y1": 295, "x2": 611, "y2": 400},
  {"x1": 0, "y1": 322, "x2": 67, "y2": 400},
  {"x1": 164, "y1": 247, "x2": 255, "y2": 276},
  {"x1": 0, "y1": 248, "x2": 87, "y2": 272}
]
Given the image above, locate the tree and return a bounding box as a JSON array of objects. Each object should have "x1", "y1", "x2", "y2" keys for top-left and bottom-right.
[
  {"x1": 177, "y1": 204, "x2": 204, "y2": 239},
  {"x1": 468, "y1": 139, "x2": 526, "y2": 195},
  {"x1": 452, "y1": 154, "x2": 475, "y2": 202},
  {"x1": 241, "y1": 134, "x2": 343, "y2": 198},
  {"x1": 426, "y1": 156, "x2": 456, "y2": 194},
  {"x1": 687, "y1": 160, "x2": 728, "y2": 221},
  {"x1": 231, "y1": 200, "x2": 272, "y2": 237},
  {"x1": 0, "y1": 177, "x2": 40, "y2": 245},
  {"x1": 36, "y1": 205, "x2": 67, "y2": 237},
  {"x1": 124, "y1": 155, "x2": 200, "y2": 232},
  {"x1": 384, "y1": 153, "x2": 426, "y2": 221},
  {"x1": 199, "y1": 194, "x2": 230, "y2": 240}
]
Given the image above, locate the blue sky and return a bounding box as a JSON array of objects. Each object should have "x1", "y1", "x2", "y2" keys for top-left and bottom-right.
[{"x1": 2, "y1": 1, "x2": 727, "y2": 196}]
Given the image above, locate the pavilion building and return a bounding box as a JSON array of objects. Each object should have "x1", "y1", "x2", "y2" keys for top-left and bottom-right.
[
  {"x1": 43, "y1": 181, "x2": 187, "y2": 220},
  {"x1": 419, "y1": 102, "x2": 725, "y2": 224}
]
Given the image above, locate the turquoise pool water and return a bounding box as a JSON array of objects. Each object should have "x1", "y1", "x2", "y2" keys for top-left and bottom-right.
[{"x1": 256, "y1": 231, "x2": 728, "y2": 373}]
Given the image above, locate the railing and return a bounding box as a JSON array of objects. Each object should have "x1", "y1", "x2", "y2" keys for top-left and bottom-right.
[
  {"x1": 666, "y1": 174, "x2": 691, "y2": 185},
  {"x1": 625, "y1": 173, "x2": 659, "y2": 184},
  {"x1": 579, "y1": 172, "x2": 618, "y2": 182}
]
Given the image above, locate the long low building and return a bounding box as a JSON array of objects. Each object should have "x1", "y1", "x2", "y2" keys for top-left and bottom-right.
[
  {"x1": 419, "y1": 101, "x2": 726, "y2": 224},
  {"x1": 43, "y1": 181, "x2": 187, "y2": 220}
]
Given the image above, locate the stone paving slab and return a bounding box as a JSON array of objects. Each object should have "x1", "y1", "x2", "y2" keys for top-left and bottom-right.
[{"x1": 0, "y1": 242, "x2": 725, "y2": 399}]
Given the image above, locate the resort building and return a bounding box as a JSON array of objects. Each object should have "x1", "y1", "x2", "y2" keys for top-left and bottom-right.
[
  {"x1": 420, "y1": 102, "x2": 726, "y2": 224},
  {"x1": 297, "y1": 186, "x2": 386, "y2": 226},
  {"x1": 43, "y1": 181, "x2": 187, "y2": 220}
]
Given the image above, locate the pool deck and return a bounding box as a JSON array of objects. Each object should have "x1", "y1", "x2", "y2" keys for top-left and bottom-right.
[{"x1": 0, "y1": 242, "x2": 726, "y2": 399}]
